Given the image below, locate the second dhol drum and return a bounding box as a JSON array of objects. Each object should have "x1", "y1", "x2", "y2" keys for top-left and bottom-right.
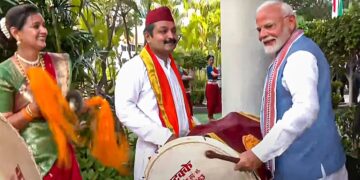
[{"x1": 0, "y1": 114, "x2": 41, "y2": 180}]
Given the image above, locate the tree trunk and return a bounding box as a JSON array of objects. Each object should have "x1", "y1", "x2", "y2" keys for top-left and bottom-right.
[
  {"x1": 347, "y1": 57, "x2": 356, "y2": 106},
  {"x1": 143, "y1": 1, "x2": 152, "y2": 46},
  {"x1": 97, "y1": 3, "x2": 120, "y2": 95},
  {"x1": 50, "y1": 5, "x2": 62, "y2": 52},
  {"x1": 121, "y1": 11, "x2": 132, "y2": 59},
  {"x1": 135, "y1": 17, "x2": 139, "y2": 53}
]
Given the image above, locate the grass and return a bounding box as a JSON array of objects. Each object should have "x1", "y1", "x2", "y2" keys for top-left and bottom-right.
[{"x1": 193, "y1": 113, "x2": 222, "y2": 124}]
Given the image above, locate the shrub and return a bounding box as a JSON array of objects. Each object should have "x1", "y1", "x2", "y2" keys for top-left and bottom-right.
[
  {"x1": 191, "y1": 90, "x2": 205, "y2": 105},
  {"x1": 335, "y1": 106, "x2": 360, "y2": 178},
  {"x1": 76, "y1": 130, "x2": 137, "y2": 180},
  {"x1": 332, "y1": 80, "x2": 344, "y2": 108}
]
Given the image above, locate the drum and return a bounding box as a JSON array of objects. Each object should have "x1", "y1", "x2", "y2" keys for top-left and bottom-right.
[
  {"x1": 144, "y1": 136, "x2": 258, "y2": 180},
  {"x1": 0, "y1": 114, "x2": 41, "y2": 180}
]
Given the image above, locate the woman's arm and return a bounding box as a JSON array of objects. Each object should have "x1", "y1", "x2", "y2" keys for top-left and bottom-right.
[
  {"x1": 3, "y1": 102, "x2": 41, "y2": 131},
  {"x1": 207, "y1": 66, "x2": 219, "y2": 78},
  {"x1": 211, "y1": 71, "x2": 219, "y2": 77}
]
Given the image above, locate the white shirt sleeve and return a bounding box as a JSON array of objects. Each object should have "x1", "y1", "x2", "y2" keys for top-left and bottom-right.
[
  {"x1": 114, "y1": 59, "x2": 172, "y2": 146},
  {"x1": 252, "y1": 51, "x2": 320, "y2": 162}
]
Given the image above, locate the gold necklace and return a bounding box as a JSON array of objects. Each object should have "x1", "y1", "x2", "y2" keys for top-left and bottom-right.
[
  {"x1": 14, "y1": 53, "x2": 45, "y2": 84},
  {"x1": 14, "y1": 54, "x2": 45, "y2": 103}
]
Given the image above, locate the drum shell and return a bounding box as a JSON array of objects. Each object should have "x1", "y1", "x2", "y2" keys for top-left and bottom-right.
[
  {"x1": 0, "y1": 114, "x2": 41, "y2": 180},
  {"x1": 144, "y1": 136, "x2": 258, "y2": 180}
]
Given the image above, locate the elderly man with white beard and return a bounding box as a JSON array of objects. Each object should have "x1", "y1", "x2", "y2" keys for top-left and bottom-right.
[{"x1": 234, "y1": 1, "x2": 348, "y2": 180}]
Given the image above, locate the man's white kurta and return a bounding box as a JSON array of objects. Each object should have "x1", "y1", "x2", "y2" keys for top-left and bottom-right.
[
  {"x1": 252, "y1": 51, "x2": 347, "y2": 179},
  {"x1": 115, "y1": 55, "x2": 190, "y2": 180}
]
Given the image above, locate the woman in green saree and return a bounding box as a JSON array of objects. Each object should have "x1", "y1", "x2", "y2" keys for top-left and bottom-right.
[{"x1": 0, "y1": 4, "x2": 82, "y2": 179}]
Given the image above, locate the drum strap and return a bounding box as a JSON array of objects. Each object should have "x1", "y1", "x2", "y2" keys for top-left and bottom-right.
[{"x1": 140, "y1": 44, "x2": 195, "y2": 136}]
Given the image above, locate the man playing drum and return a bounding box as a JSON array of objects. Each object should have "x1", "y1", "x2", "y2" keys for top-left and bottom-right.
[
  {"x1": 235, "y1": 1, "x2": 348, "y2": 179},
  {"x1": 115, "y1": 6, "x2": 194, "y2": 180}
]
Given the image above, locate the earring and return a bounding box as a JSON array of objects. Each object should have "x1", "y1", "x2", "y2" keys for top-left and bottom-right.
[{"x1": 16, "y1": 36, "x2": 21, "y2": 46}]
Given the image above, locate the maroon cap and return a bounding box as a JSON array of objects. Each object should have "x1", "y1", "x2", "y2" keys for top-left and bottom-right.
[{"x1": 145, "y1": 6, "x2": 174, "y2": 26}]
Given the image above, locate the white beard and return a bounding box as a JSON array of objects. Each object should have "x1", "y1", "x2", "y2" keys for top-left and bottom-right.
[{"x1": 262, "y1": 28, "x2": 291, "y2": 55}]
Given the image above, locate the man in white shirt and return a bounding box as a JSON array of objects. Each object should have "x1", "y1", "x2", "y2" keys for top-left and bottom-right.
[
  {"x1": 114, "y1": 6, "x2": 194, "y2": 180},
  {"x1": 235, "y1": 1, "x2": 348, "y2": 179}
]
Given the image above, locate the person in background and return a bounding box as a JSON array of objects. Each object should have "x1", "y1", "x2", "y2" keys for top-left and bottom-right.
[
  {"x1": 179, "y1": 66, "x2": 194, "y2": 115},
  {"x1": 234, "y1": 1, "x2": 348, "y2": 179},
  {"x1": 205, "y1": 55, "x2": 221, "y2": 121}
]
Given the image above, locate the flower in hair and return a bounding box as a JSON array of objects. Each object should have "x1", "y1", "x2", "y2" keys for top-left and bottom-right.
[{"x1": 0, "y1": 18, "x2": 11, "y2": 39}]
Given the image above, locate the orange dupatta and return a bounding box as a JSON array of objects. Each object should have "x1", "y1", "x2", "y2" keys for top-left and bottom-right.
[
  {"x1": 140, "y1": 44, "x2": 195, "y2": 137},
  {"x1": 27, "y1": 54, "x2": 129, "y2": 174}
]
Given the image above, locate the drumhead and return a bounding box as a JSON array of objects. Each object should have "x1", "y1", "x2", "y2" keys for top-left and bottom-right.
[
  {"x1": 0, "y1": 114, "x2": 41, "y2": 180},
  {"x1": 144, "y1": 136, "x2": 258, "y2": 180}
]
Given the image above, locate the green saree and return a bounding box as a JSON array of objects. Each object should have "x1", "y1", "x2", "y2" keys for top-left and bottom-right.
[{"x1": 0, "y1": 53, "x2": 71, "y2": 177}]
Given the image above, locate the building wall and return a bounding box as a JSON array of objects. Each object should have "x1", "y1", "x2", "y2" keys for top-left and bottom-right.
[{"x1": 221, "y1": 0, "x2": 272, "y2": 116}]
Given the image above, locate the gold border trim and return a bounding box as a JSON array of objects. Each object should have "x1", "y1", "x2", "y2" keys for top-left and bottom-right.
[{"x1": 140, "y1": 48, "x2": 174, "y2": 131}]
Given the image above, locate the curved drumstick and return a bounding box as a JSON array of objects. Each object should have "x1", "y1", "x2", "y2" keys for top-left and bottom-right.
[
  {"x1": 205, "y1": 150, "x2": 260, "y2": 180},
  {"x1": 205, "y1": 150, "x2": 239, "y2": 163}
]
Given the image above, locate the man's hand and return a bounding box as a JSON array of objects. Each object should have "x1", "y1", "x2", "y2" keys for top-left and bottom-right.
[{"x1": 234, "y1": 150, "x2": 262, "y2": 171}]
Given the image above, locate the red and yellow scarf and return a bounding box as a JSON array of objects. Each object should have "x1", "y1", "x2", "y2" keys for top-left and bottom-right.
[{"x1": 140, "y1": 44, "x2": 195, "y2": 137}]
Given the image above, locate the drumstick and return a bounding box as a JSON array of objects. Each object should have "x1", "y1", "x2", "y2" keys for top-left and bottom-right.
[
  {"x1": 205, "y1": 150, "x2": 239, "y2": 163},
  {"x1": 205, "y1": 150, "x2": 260, "y2": 180}
]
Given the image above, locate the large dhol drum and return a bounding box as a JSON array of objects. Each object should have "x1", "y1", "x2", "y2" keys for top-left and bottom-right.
[
  {"x1": 0, "y1": 114, "x2": 41, "y2": 180},
  {"x1": 144, "y1": 136, "x2": 258, "y2": 180}
]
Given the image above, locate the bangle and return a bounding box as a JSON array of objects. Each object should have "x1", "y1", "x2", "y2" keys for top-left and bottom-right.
[{"x1": 23, "y1": 104, "x2": 34, "y2": 121}]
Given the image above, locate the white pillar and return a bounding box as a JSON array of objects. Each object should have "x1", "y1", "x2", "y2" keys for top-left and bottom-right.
[{"x1": 221, "y1": 0, "x2": 271, "y2": 116}]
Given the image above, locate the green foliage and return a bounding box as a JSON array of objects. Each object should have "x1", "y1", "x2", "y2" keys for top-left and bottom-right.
[
  {"x1": 335, "y1": 106, "x2": 360, "y2": 157},
  {"x1": 191, "y1": 89, "x2": 205, "y2": 105},
  {"x1": 192, "y1": 73, "x2": 206, "y2": 88},
  {"x1": 304, "y1": 9, "x2": 360, "y2": 76},
  {"x1": 76, "y1": 147, "x2": 135, "y2": 180},
  {"x1": 174, "y1": 50, "x2": 207, "y2": 70},
  {"x1": 0, "y1": 0, "x2": 16, "y2": 16},
  {"x1": 286, "y1": 0, "x2": 332, "y2": 20},
  {"x1": 335, "y1": 105, "x2": 360, "y2": 178},
  {"x1": 332, "y1": 93, "x2": 343, "y2": 109},
  {"x1": 174, "y1": 50, "x2": 207, "y2": 105},
  {"x1": 178, "y1": 0, "x2": 221, "y2": 64},
  {"x1": 190, "y1": 75, "x2": 206, "y2": 105},
  {"x1": 332, "y1": 80, "x2": 344, "y2": 108},
  {"x1": 76, "y1": 120, "x2": 138, "y2": 180},
  {"x1": 303, "y1": 6, "x2": 360, "y2": 105}
]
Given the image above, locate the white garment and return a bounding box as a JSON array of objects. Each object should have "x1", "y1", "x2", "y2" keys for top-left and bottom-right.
[
  {"x1": 115, "y1": 55, "x2": 190, "y2": 180},
  {"x1": 319, "y1": 164, "x2": 348, "y2": 180},
  {"x1": 252, "y1": 51, "x2": 347, "y2": 177}
]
